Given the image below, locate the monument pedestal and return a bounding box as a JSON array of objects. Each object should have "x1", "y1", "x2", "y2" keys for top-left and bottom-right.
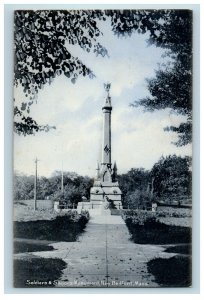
[{"x1": 90, "y1": 180, "x2": 122, "y2": 210}]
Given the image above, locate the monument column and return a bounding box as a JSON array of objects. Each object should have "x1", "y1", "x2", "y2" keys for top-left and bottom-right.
[
  {"x1": 102, "y1": 83, "x2": 112, "y2": 167},
  {"x1": 86, "y1": 83, "x2": 123, "y2": 211}
]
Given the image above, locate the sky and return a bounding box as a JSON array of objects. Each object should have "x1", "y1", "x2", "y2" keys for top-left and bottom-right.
[{"x1": 14, "y1": 17, "x2": 192, "y2": 178}]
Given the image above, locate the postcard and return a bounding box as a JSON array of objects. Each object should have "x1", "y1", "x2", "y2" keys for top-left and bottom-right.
[{"x1": 13, "y1": 9, "x2": 192, "y2": 288}]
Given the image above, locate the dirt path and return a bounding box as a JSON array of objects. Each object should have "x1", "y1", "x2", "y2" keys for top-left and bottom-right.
[{"x1": 14, "y1": 214, "x2": 177, "y2": 288}]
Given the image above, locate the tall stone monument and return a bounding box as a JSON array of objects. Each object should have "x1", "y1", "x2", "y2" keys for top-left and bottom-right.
[{"x1": 78, "y1": 84, "x2": 123, "y2": 212}]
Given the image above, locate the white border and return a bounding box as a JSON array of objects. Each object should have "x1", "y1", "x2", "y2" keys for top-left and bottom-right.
[{"x1": 1, "y1": 0, "x2": 202, "y2": 298}]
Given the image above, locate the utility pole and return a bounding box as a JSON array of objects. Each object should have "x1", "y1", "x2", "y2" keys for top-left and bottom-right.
[
  {"x1": 34, "y1": 158, "x2": 39, "y2": 211},
  {"x1": 61, "y1": 162, "x2": 64, "y2": 198}
]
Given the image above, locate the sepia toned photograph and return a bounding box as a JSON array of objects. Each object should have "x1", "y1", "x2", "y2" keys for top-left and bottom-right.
[{"x1": 13, "y1": 9, "x2": 192, "y2": 288}]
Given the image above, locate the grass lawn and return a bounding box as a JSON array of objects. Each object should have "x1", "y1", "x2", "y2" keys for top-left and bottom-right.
[
  {"x1": 14, "y1": 215, "x2": 88, "y2": 242},
  {"x1": 14, "y1": 257, "x2": 66, "y2": 288},
  {"x1": 14, "y1": 241, "x2": 54, "y2": 254},
  {"x1": 13, "y1": 205, "x2": 90, "y2": 287},
  {"x1": 13, "y1": 205, "x2": 89, "y2": 242},
  {"x1": 123, "y1": 209, "x2": 192, "y2": 244},
  {"x1": 147, "y1": 255, "x2": 192, "y2": 287},
  {"x1": 14, "y1": 203, "x2": 72, "y2": 222},
  {"x1": 164, "y1": 244, "x2": 192, "y2": 255},
  {"x1": 125, "y1": 219, "x2": 191, "y2": 245},
  {"x1": 123, "y1": 209, "x2": 192, "y2": 287}
]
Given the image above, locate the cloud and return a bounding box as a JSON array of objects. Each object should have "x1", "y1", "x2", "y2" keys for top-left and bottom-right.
[
  {"x1": 14, "y1": 17, "x2": 191, "y2": 177},
  {"x1": 65, "y1": 19, "x2": 165, "y2": 97},
  {"x1": 112, "y1": 109, "x2": 191, "y2": 172}
]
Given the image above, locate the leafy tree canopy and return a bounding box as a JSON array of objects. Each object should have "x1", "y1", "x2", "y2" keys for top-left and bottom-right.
[
  {"x1": 151, "y1": 155, "x2": 192, "y2": 201},
  {"x1": 118, "y1": 168, "x2": 150, "y2": 196},
  {"x1": 14, "y1": 10, "x2": 107, "y2": 135},
  {"x1": 14, "y1": 9, "x2": 192, "y2": 144},
  {"x1": 127, "y1": 10, "x2": 192, "y2": 146},
  {"x1": 13, "y1": 170, "x2": 93, "y2": 202},
  {"x1": 14, "y1": 154, "x2": 192, "y2": 207}
]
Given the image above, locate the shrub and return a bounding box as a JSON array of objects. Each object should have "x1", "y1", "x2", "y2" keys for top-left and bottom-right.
[
  {"x1": 125, "y1": 189, "x2": 152, "y2": 209},
  {"x1": 122, "y1": 209, "x2": 191, "y2": 244},
  {"x1": 14, "y1": 210, "x2": 90, "y2": 242},
  {"x1": 122, "y1": 210, "x2": 157, "y2": 226},
  {"x1": 157, "y1": 207, "x2": 192, "y2": 218},
  {"x1": 80, "y1": 210, "x2": 90, "y2": 221},
  {"x1": 122, "y1": 207, "x2": 192, "y2": 221}
]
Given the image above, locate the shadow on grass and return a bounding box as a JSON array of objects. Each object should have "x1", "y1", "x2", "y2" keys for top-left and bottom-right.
[
  {"x1": 14, "y1": 257, "x2": 66, "y2": 288},
  {"x1": 14, "y1": 241, "x2": 54, "y2": 254},
  {"x1": 125, "y1": 219, "x2": 191, "y2": 244},
  {"x1": 164, "y1": 244, "x2": 192, "y2": 255},
  {"x1": 147, "y1": 255, "x2": 192, "y2": 287},
  {"x1": 123, "y1": 213, "x2": 192, "y2": 287},
  {"x1": 14, "y1": 215, "x2": 88, "y2": 242}
]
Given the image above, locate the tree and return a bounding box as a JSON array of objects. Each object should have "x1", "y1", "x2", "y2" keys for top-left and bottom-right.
[
  {"x1": 37, "y1": 176, "x2": 53, "y2": 199},
  {"x1": 52, "y1": 172, "x2": 93, "y2": 207},
  {"x1": 13, "y1": 173, "x2": 34, "y2": 200},
  {"x1": 14, "y1": 106, "x2": 56, "y2": 136},
  {"x1": 14, "y1": 9, "x2": 192, "y2": 144},
  {"x1": 13, "y1": 170, "x2": 93, "y2": 202},
  {"x1": 125, "y1": 189, "x2": 153, "y2": 210},
  {"x1": 118, "y1": 168, "x2": 150, "y2": 195},
  {"x1": 14, "y1": 10, "x2": 107, "y2": 135},
  {"x1": 151, "y1": 155, "x2": 192, "y2": 203},
  {"x1": 125, "y1": 10, "x2": 192, "y2": 146},
  {"x1": 118, "y1": 168, "x2": 150, "y2": 208}
]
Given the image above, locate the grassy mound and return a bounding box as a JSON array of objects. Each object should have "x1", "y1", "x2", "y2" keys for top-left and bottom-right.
[
  {"x1": 13, "y1": 211, "x2": 89, "y2": 288},
  {"x1": 14, "y1": 257, "x2": 66, "y2": 288},
  {"x1": 147, "y1": 255, "x2": 192, "y2": 287},
  {"x1": 14, "y1": 241, "x2": 54, "y2": 254},
  {"x1": 122, "y1": 210, "x2": 191, "y2": 244},
  {"x1": 164, "y1": 244, "x2": 192, "y2": 255},
  {"x1": 14, "y1": 211, "x2": 89, "y2": 242}
]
